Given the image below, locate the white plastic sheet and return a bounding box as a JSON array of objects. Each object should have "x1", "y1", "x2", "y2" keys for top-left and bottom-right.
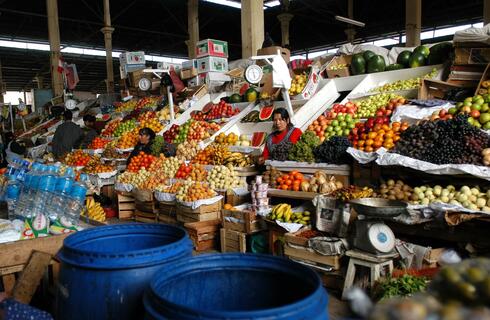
[
  {"x1": 346, "y1": 147, "x2": 377, "y2": 164},
  {"x1": 115, "y1": 182, "x2": 133, "y2": 193},
  {"x1": 391, "y1": 103, "x2": 454, "y2": 124},
  {"x1": 154, "y1": 191, "x2": 176, "y2": 202},
  {"x1": 453, "y1": 24, "x2": 490, "y2": 45},
  {"x1": 177, "y1": 195, "x2": 223, "y2": 210}
]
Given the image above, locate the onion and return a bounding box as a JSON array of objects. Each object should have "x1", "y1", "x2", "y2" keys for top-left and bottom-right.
[
  {"x1": 483, "y1": 148, "x2": 490, "y2": 156},
  {"x1": 301, "y1": 181, "x2": 310, "y2": 192}
]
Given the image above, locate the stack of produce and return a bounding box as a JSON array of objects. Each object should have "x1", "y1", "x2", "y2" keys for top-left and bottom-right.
[
  {"x1": 377, "y1": 179, "x2": 413, "y2": 202},
  {"x1": 175, "y1": 141, "x2": 199, "y2": 160},
  {"x1": 157, "y1": 157, "x2": 180, "y2": 178},
  {"x1": 138, "y1": 116, "x2": 163, "y2": 133},
  {"x1": 114, "y1": 119, "x2": 137, "y2": 137},
  {"x1": 174, "y1": 163, "x2": 192, "y2": 179},
  {"x1": 288, "y1": 131, "x2": 321, "y2": 162},
  {"x1": 188, "y1": 164, "x2": 207, "y2": 182},
  {"x1": 156, "y1": 106, "x2": 181, "y2": 121},
  {"x1": 234, "y1": 134, "x2": 251, "y2": 147},
  {"x1": 275, "y1": 170, "x2": 305, "y2": 191},
  {"x1": 150, "y1": 136, "x2": 165, "y2": 156},
  {"x1": 191, "y1": 101, "x2": 240, "y2": 121},
  {"x1": 241, "y1": 106, "x2": 274, "y2": 123},
  {"x1": 450, "y1": 94, "x2": 490, "y2": 129},
  {"x1": 309, "y1": 114, "x2": 359, "y2": 142},
  {"x1": 370, "y1": 68, "x2": 438, "y2": 93},
  {"x1": 84, "y1": 198, "x2": 106, "y2": 222},
  {"x1": 176, "y1": 181, "x2": 216, "y2": 202},
  {"x1": 172, "y1": 120, "x2": 221, "y2": 143},
  {"x1": 332, "y1": 185, "x2": 374, "y2": 201},
  {"x1": 102, "y1": 146, "x2": 126, "y2": 160},
  {"x1": 114, "y1": 99, "x2": 137, "y2": 112},
  {"x1": 192, "y1": 145, "x2": 230, "y2": 165},
  {"x1": 135, "y1": 96, "x2": 160, "y2": 110},
  {"x1": 163, "y1": 124, "x2": 180, "y2": 143},
  {"x1": 116, "y1": 171, "x2": 137, "y2": 184},
  {"x1": 250, "y1": 176, "x2": 269, "y2": 212},
  {"x1": 263, "y1": 167, "x2": 282, "y2": 189},
  {"x1": 393, "y1": 114, "x2": 490, "y2": 165},
  {"x1": 288, "y1": 73, "x2": 308, "y2": 96},
  {"x1": 64, "y1": 150, "x2": 92, "y2": 167},
  {"x1": 123, "y1": 168, "x2": 152, "y2": 189},
  {"x1": 207, "y1": 165, "x2": 245, "y2": 190},
  {"x1": 138, "y1": 174, "x2": 169, "y2": 190},
  {"x1": 301, "y1": 171, "x2": 343, "y2": 194},
  {"x1": 214, "y1": 132, "x2": 239, "y2": 145},
  {"x1": 155, "y1": 182, "x2": 182, "y2": 193},
  {"x1": 350, "y1": 118, "x2": 409, "y2": 152},
  {"x1": 324, "y1": 103, "x2": 358, "y2": 120},
  {"x1": 88, "y1": 137, "x2": 111, "y2": 149},
  {"x1": 313, "y1": 136, "x2": 352, "y2": 164},
  {"x1": 116, "y1": 130, "x2": 139, "y2": 149},
  {"x1": 222, "y1": 152, "x2": 253, "y2": 167},
  {"x1": 127, "y1": 152, "x2": 157, "y2": 172},
  {"x1": 147, "y1": 154, "x2": 166, "y2": 172},
  {"x1": 268, "y1": 204, "x2": 310, "y2": 225},
  {"x1": 353, "y1": 93, "x2": 404, "y2": 118},
  {"x1": 83, "y1": 159, "x2": 115, "y2": 174}
]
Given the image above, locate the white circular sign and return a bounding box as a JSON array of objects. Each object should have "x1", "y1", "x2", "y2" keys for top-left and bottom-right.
[{"x1": 245, "y1": 65, "x2": 263, "y2": 84}]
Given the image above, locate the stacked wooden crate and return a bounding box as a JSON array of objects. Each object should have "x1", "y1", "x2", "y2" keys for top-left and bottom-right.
[
  {"x1": 132, "y1": 189, "x2": 158, "y2": 223},
  {"x1": 157, "y1": 200, "x2": 178, "y2": 225},
  {"x1": 116, "y1": 192, "x2": 135, "y2": 220},
  {"x1": 184, "y1": 220, "x2": 221, "y2": 252},
  {"x1": 175, "y1": 201, "x2": 221, "y2": 224}
]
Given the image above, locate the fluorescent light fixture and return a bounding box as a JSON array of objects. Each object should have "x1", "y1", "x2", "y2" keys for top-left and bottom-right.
[
  {"x1": 202, "y1": 0, "x2": 241, "y2": 9},
  {"x1": 335, "y1": 15, "x2": 365, "y2": 27},
  {"x1": 265, "y1": 1, "x2": 281, "y2": 7}
]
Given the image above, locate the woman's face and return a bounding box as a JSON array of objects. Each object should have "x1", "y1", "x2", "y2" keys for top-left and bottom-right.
[
  {"x1": 273, "y1": 113, "x2": 288, "y2": 132},
  {"x1": 139, "y1": 134, "x2": 150, "y2": 145}
]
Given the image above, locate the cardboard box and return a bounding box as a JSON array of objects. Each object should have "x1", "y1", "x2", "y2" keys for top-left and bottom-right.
[
  {"x1": 180, "y1": 67, "x2": 198, "y2": 80},
  {"x1": 292, "y1": 66, "x2": 320, "y2": 100},
  {"x1": 326, "y1": 55, "x2": 352, "y2": 78},
  {"x1": 128, "y1": 69, "x2": 146, "y2": 87},
  {"x1": 198, "y1": 72, "x2": 231, "y2": 86},
  {"x1": 257, "y1": 46, "x2": 290, "y2": 64},
  {"x1": 119, "y1": 51, "x2": 145, "y2": 66},
  {"x1": 197, "y1": 56, "x2": 228, "y2": 73},
  {"x1": 196, "y1": 39, "x2": 229, "y2": 58},
  {"x1": 454, "y1": 48, "x2": 490, "y2": 65}
]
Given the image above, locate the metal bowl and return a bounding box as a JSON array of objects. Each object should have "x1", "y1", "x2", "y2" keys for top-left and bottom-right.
[{"x1": 349, "y1": 198, "x2": 407, "y2": 218}]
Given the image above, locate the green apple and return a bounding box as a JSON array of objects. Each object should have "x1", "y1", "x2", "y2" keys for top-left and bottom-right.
[
  {"x1": 479, "y1": 113, "x2": 490, "y2": 124},
  {"x1": 448, "y1": 107, "x2": 458, "y2": 115},
  {"x1": 484, "y1": 122, "x2": 490, "y2": 130},
  {"x1": 472, "y1": 103, "x2": 482, "y2": 111}
]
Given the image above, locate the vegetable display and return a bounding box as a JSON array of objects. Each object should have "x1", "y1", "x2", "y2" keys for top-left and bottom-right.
[{"x1": 288, "y1": 131, "x2": 321, "y2": 163}]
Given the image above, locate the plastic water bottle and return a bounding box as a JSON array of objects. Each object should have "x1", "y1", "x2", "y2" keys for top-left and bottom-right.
[
  {"x1": 15, "y1": 163, "x2": 43, "y2": 219},
  {"x1": 6, "y1": 158, "x2": 19, "y2": 178},
  {"x1": 6, "y1": 180, "x2": 21, "y2": 220},
  {"x1": 13, "y1": 173, "x2": 33, "y2": 219},
  {"x1": 25, "y1": 174, "x2": 56, "y2": 236},
  {"x1": 46, "y1": 177, "x2": 74, "y2": 223},
  {"x1": 61, "y1": 183, "x2": 87, "y2": 228},
  {"x1": 16, "y1": 160, "x2": 30, "y2": 182}
]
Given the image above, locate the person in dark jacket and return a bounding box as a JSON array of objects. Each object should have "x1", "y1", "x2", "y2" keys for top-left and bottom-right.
[
  {"x1": 52, "y1": 110, "x2": 83, "y2": 159},
  {"x1": 80, "y1": 114, "x2": 98, "y2": 148},
  {"x1": 127, "y1": 127, "x2": 155, "y2": 164}
]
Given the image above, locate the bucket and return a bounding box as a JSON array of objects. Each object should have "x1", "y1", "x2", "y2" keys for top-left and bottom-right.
[
  {"x1": 56, "y1": 223, "x2": 193, "y2": 320},
  {"x1": 144, "y1": 254, "x2": 329, "y2": 320}
]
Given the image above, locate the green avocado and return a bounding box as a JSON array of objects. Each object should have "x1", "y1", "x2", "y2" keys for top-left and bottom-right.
[
  {"x1": 366, "y1": 55, "x2": 386, "y2": 73},
  {"x1": 350, "y1": 53, "x2": 366, "y2": 75},
  {"x1": 397, "y1": 50, "x2": 412, "y2": 67}
]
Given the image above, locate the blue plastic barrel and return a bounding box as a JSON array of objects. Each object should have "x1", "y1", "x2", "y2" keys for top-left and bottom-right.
[
  {"x1": 56, "y1": 223, "x2": 193, "y2": 320},
  {"x1": 144, "y1": 254, "x2": 329, "y2": 320}
]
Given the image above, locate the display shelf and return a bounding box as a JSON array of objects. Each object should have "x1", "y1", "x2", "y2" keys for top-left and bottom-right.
[{"x1": 268, "y1": 189, "x2": 318, "y2": 200}]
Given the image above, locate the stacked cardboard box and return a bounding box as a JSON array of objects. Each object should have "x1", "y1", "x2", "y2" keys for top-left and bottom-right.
[{"x1": 192, "y1": 39, "x2": 230, "y2": 86}]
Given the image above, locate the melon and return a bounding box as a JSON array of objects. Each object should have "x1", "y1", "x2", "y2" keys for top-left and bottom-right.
[
  {"x1": 202, "y1": 102, "x2": 213, "y2": 113},
  {"x1": 239, "y1": 83, "x2": 250, "y2": 96},
  {"x1": 252, "y1": 132, "x2": 267, "y2": 147},
  {"x1": 259, "y1": 106, "x2": 274, "y2": 121}
]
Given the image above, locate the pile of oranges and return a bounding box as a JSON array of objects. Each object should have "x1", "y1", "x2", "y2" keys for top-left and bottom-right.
[
  {"x1": 117, "y1": 130, "x2": 139, "y2": 149},
  {"x1": 192, "y1": 148, "x2": 213, "y2": 165},
  {"x1": 139, "y1": 117, "x2": 163, "y2": 133},
  {"x1": 89, "y1": 137, "x2": 111, "y2": 149},
  {"x1": 350, "y1": 121, "x2": 409, "y2": 152},
  {"x1": 276, "y1": 170, "x2": 305, "y2": 191},
  {"x1": 127, "y1": 152, "x2": 156, "y2": 172},
  {"x1": 64, "y1": 150, "x2": 92, "y2": 167}
]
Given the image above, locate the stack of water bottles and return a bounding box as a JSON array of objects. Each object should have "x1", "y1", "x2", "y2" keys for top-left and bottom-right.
[{"x1": 5, "y1": 160, "x2": 88, "y2": 237}]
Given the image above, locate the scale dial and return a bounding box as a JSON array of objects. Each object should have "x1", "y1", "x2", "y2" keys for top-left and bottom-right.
[
  {"x1": 65, "y1": 99, "x2": 77, "y2": 110},
  {"x1": 138, "y1": 77, "x2": 152, "y2": 91},
  {"x1": 367, "y1": 223, "x2": 395, "y2": 253},
  {"x1": 245, "y1": 65, "x2": 263, "y2": 84}
]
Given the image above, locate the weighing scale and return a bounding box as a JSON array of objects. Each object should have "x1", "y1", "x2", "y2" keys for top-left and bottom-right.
[
  {"x1": 349, "y1": 198, "x2": 407, "y2": 255},
  {"x1": 248, "y1": 49, "x2": 295, "y2": 124},
  {"x1": 139, "y1": 66, "x2": 176, "y2": 122}
]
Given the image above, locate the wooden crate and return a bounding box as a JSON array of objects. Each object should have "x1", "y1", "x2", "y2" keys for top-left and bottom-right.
[
  {"x1": 222, "y1": 206, "x2": 265, "y2": 234},
  {"x1": 418, "y1": 78, "x2": 474, "y2": 100},
  {"x1": 226, "y1": 190, "x2": 251, "y2": 206},
  {"x1": 284, "y1": 228, "x2": 316, "y2": 247},
  {"x1": 157, "y1": 201, "x2": 178, "y2": 225},
  {"x1": 284, "y1": 244, "x2": 341, "y2": 270},
  {"x1": 117, "y1": 192, "x2": 135, "y2": 220},
  {"x1": 132, "y1": 189, "x2": 158, "y2": 214},
  {"x1": 134, "y1": 210, "x2": 158, "y2": 223},
  {"x1": 184, "y1": 220, "x2": 221, "y2": 251},
  {"x1": 176, "y1": 201, "x2": 221, "y2": 223},
  {"x1": 220, "y1": 228, "x2": 247, "y2": 253}
]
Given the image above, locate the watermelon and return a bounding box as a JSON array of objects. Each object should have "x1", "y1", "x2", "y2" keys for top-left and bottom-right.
[
  {"x1": 350, "y1": 53, "x2": 366, "y2": 75},
  {"x1": 245, "y1": 88, "x2": 258, "y2": 102},
  {"x1": 427, "y1": 42, "x2": 452, "y2": 65},
  {"x1": 229, "y1": 93, "x2": 243, "y2": 103},
  {"x1": 252, "y1": 132, "x2": 267, "y2": 147},
  {"x1": 363, "y1": 50, "x2": 376, "y2": 62},
  {"x1": 397, "y1": 50, "x2": 412, "y2": 67},
  {"x1": 367, "y1": 55, "x2": 386, "y2": 73},
  {"x1": 202, "y1": 102, "x2": 213, "y2": 113},
  {"x1": 101, "y1": 114, "x2": 111, "y2": 121},
  {"x1": 409, "y1": 52, "x2": 426, "y2": 68},
  {"x1": 239, "y1": 83, "x2": 250, "y2": 96},
  {"x1": 385, "y1": 63, "x2": 404, "y2": 71},
  {"x1": 413, "y1": 45, "x2": 430, "y2": 58},
  {"x1": 259, "y1": 105, "x2": 274, "y2": 121}
]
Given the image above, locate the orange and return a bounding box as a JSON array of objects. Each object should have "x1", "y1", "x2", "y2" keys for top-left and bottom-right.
[
  {"x1": 367, "y1": 132, "x2": 377, "y2": 139},
  {"x1": 365, "y1": 139, "x2": 374, "y2": 146},
  {"x1": 382, "y1": 124, "x2": 390, "y2": 131},
  {"x1": 373, "y1": 140, "x2": 383, "y2": 149},
  {"x1": 358, "y1": 140, "x2": 365, "y2": 147},
  {"x1": 365, "y1": 146, "x2": 374, "y2": 152}
]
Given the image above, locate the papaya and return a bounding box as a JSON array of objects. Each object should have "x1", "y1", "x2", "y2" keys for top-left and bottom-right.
[
  {"x1": 385, "y1": 63, "x2": 404, "y2": 71},
  {"x1": 366, "y1": 55, "x2": 386, "y2": 73},
  {"x1": 396, "y1": 50, "x2": 412, "y2": 68},
  {"x1": 413, "y1": 45, "x2": 430, "y2": 58},
  {"x1": 363, "y1": 50, "x2": 376, "y2": 62},
  {"x1": 427, "y1": 42, "x2": 453, "y2": 65},
  {"x1": 350, "y1": 53, "x2": 366, "y2": 75},
  {"x1": 409, "y1": 52, "x2": 426, "y2": 68}
]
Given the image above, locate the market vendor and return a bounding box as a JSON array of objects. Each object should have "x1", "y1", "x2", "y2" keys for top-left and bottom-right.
[
  {"x1": 52, "y1": 110, "x2": 84, "y2": 159},
  {"x1": 80, "y1": 114, "x2": 98, "y2": 148},
  {"x1": 259, "y1": 108, "x2": 302, "y2": 163},
  {"x1": 127, "y1": 127, "x2": 156, "y2": 164}
]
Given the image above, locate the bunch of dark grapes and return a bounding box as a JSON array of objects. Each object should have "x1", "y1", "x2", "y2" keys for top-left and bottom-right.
[
  {"x1": 393, "y1": 114, "x2": 490, "y2": 165},
  {"x1": 313, "y1": 136, "x2": 352, "y2": 164}
]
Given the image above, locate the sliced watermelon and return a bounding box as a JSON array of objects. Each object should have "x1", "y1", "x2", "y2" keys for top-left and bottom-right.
[
  {"x1": 101, "y1": 114, "x2": 111, "y2": 121},
  {"x1": 259, "y1": 105, "x2": 274, "y2": 121},
  {"x1": 252, "y1": 132, "x2": 267, "y2": 147},
  {"x1": 239, "y1": 83, "x2": 250, "y2": 96},
  {"x1": 202, "y1": 102, "x2": 213, "y2": 114}
]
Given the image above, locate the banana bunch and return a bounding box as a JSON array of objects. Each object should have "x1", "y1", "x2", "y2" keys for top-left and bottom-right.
[
  {"x1": 211, "y1": 145, "x2": 232, "y2": 165},
  {"x1": 269, "y1": 204, "x2": 311, "y2": 225},
  {"x1": 84, "y1": 198, "x2": 106, "y2": 222},
  {"x1": 333, "y1": 186, "x2": 374, "y2": 201},
  {"x1": 223, "y1": 152, "x2": 253, "y2": 167}
]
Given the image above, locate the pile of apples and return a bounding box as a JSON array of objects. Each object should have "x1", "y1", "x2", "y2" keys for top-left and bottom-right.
[
  {"x1": 114, "y1": 119, "x2": 137, "y2": 137},
  {"x1": 186, "y1": 121, "x2": 221, "y2": 142},
  {"x1": 64, "y1": 150, "x2": 92, "y2": 167},
  {"x1": 191, "y1": 101, "x2": 240, "y2": 121},
  {"x1": 135, "y1": 96, "x2": 159, "y2": 110},
  {"x1": 101, "y1": 119, "x2": 121, "y2": 137},
  {"x1": 139, "y1": 117, "x2": 163, "y2": 133},
  {"x1": 325, "y1": 102, "x2": 358, "y2": 120},
  {"x1": 157, "y1": 106, "x2": 181, "y2": 121},
  {"x1": 318, "y1": 114, "x2": 360, "y2": 141},
  {"x1": 175, "y1": 163, "x2": 193, "y2": 179},
  {"x1": 127, "y1": 152, "x2": 157, "y2": 172},
  {"x1": 353, "y1": 94, "x2": 404, "y2": 119},
  {"x1": 164, "y1": 124, "x2": 180, "y2": 143}
]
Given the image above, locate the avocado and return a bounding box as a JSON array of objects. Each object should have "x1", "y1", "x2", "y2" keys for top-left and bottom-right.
[
  {"x1": 366, "y1": 55, "x2": 386, "y2": 73},
  {"x1": 397, "y1": 50, "x2": 412, "y2": 67},
  {"x1": 363, "y1": 50, "x2": 376, "y2": 62},
  {"x1": 350, "y1": 53, "x2": 366, "y2": 75},
  {"x1": 409, "y1": 52, "x2": 426, "y2": 68}
]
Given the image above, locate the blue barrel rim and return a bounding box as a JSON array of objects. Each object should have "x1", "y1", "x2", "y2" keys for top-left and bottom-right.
[
  {"x1": 58, "y1": 223, "x2": 193, "y2": 270},
  {"x1": 144, "y1": 253, "x2": 328, "y2": 319}
]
